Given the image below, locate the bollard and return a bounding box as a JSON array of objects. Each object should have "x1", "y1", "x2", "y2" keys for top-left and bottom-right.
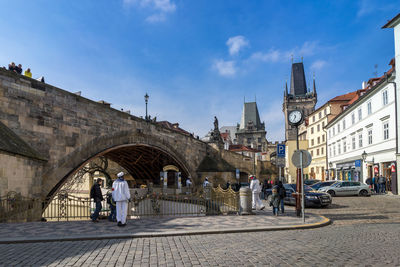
[{"x1": 239, "y1": 187, "x2": 252, "y2": 215}]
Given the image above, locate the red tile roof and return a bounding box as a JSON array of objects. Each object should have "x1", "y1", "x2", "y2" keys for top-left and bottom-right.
[{"x1": 229, "y1": 144, "x2": 260, "y2": 152}]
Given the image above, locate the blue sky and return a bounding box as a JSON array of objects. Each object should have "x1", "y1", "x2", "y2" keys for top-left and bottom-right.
[{"x1": 0, "y1": 0, "x2": 399, "y2": 141}]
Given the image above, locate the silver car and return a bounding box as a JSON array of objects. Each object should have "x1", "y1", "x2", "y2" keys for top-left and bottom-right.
[{"x1": 318, "y1": 181, "x2": 371, "y2": 197}]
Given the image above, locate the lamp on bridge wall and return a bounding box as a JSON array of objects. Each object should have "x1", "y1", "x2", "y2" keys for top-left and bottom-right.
[{"x1": 144, "y1": 93, "x2": 149, "y2": 121}]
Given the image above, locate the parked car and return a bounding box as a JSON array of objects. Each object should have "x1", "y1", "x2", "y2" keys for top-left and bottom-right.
[
  {"x1": 265, "y1": 183, "x2": 332, "y2": 208},
  {"x1": 304, "y1": 179, "x2": 321, "y2": 185},
  {"x1": 311, "y1": 181, "x2": 338, "y2": 191},
  {"x1": 318, "y1": 181, "x2": 371, "y2": 196}
]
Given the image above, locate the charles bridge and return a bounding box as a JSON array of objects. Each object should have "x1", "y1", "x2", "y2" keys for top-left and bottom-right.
[{"x1": 0, "y1": 68, "x2": 276, "y2": 221}]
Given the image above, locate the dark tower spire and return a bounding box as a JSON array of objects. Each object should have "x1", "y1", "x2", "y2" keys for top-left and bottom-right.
[
  {"x1": 290, "y1": 62, "x2": 307, "y2": 96},
  {"x1": 284, "y1": 81, "x2": 288, "y2": 97},
  {"x1": 313, "y1": 73, "x2": 317, "y2": 96}
]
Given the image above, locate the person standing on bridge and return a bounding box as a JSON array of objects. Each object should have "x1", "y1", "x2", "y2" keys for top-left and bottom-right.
[
  {"x1": 90, "y1": 178, "x2": 104, "y2": 222},
  {"x1": 112, "y1": 172, "x2": 131, "y2": 227},
  {"x1": 249, "y1": 175, "x2": 265, "y2": 210}
]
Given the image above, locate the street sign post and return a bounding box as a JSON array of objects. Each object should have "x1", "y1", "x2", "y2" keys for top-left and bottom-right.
[
  {"x1": 292, "y1": 150, "x2": 312, "y2": 169},
  {"x1": 277, "y1": 144, "x2": 285, "y2": 158}
]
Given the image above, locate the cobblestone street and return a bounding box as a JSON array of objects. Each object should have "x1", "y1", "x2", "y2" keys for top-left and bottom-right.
[{"x1": 1, "y1": 195, "x2": 399, "y2": 266}]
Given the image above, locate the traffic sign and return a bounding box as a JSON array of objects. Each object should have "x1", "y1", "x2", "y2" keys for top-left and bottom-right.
[
  {"x1": 277, "y1": 144, "x2": 285, "y2": 158},
  {"x1": 276, "y1": 157, "x2": 285, "y2": 167},
  {"x1": 355, "y1": 160, "x2": 361, "y2": 167},
  {"x1": 291, "y1": 150, "x2": 312, "y2": 168}
]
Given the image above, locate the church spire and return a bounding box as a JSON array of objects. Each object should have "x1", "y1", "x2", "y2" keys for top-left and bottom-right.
[
  {"x1": 313, "y1": 73, "x2": 317, "y2": 95},
  {"x1": 284, "y1": 81, "x2": 288, "y2": 97}
]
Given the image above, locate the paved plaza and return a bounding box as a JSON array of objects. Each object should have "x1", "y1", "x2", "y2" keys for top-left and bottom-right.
[{"x1": 1, "y1": 195, "x2": 399, "y2": 266}]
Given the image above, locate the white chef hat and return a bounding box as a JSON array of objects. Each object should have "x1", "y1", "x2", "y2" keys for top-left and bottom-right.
[{"x1": 117, "y1": 172, "x2": 124, "y2": 178}]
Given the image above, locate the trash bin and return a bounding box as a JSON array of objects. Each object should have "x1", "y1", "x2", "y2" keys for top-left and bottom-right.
[{"x1": 239, "y1": 187, "x2": 252, "y2": 215}]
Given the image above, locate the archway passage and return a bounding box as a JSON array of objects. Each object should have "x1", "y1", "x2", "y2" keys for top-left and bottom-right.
[{"x1": 102, "y1": 145, "x2": 189, "y2": 186}]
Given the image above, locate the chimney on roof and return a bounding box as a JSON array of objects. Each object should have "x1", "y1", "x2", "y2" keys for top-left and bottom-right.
[
  {"x1": 362, "y1": 81, "x2": 367, "y2": 89},
  {"x1": 172, "y1": 123, "x2": 179, "y2": 128}
]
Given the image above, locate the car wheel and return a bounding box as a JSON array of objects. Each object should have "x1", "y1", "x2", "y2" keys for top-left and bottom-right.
[
  {"x1": 327, "y1": 190, "x2": 335, "y2": 197},
  {"x1": 359, "y1": 190, "x2": 369, "y2": 196}
]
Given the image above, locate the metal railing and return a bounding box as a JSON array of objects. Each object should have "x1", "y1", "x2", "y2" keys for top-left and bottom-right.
[
  {"x1": 0, "y1": 192, "x2": 41, "y2": 223},
  {"x1": 40, "y1": 185, "x2": 239, "y2": 221}
]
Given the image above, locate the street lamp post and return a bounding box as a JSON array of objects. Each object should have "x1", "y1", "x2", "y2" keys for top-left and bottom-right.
[
  {"x1": 362, "y1": 151, "x2": 368, "y2": 183},
  {"x1": 144, "y1": 93, "x2": 149, "y2": 121}
]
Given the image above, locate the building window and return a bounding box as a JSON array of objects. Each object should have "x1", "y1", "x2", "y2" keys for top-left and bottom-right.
[
  {"x1": 383, "y1": 122, "x2": 389, "y2": 140},
  {"x1": 383, "y1": 90, "x2": 388, "y2": 106},
  {"x1": 338, "y1": 143, "x2": 341, "y2": 154},
  {"x1": 322, "y1": 121, "x2": 325, "y2": 127},
  {"x1": 351, "y1": 113, "x2": 355, "y2": 125},
  {"x1": 343, "y1": 140, "x2": 347, "y2": 153},
  {"x1": 367, "y1": 102, "x2": 372, "y2": 115},
  {"x1": 322, "y1": 134, "x2": 325, "y2": 142},
  {"x1": 247, "y1": 138, "x2": 251, "y2": 143},
  {"x1": 358, "y1": 132, "x2": 363, "y2": 148},
  {"x1": 317, "y1": 124, "x2": 320, "y2": 132},
  {"x1": 311, "y1": 150, "x2": 314, "y2": 157},
  {"x1": 333, "y1": 127, "x2": 335, "y2": 136},
  {"x1": 321, "y1": 147, "x2": 324, "y2": 155},
  {"x1": 257, "y1": 137, "x2": 261, "y2": 143},
  {"x1": 329, "y1": 146, "x2": 332, "y2": 157},
  {"x1": 324, "y1": 109, "x2": 327, "y2": 116},
  {"x1": 311, "y1": 127, "x2": 314, "y2": 134},
  {"x1": 337, "y1": 124, "x2": 340, "y2": 133},
  {"x1": 311, "y1": 139, "x2": 314, "y2": 146},
  {"x1": 358, "y1": 108, "x2": 362, "y2": 121},
  {"x1": 317, "y1": 149, "x2": 320, "y2": 156},
  {"x1": 352, "y1": 135, "x2": 356, "y2": 150},
  {"x1": 333, "y1": 144, "x2": 336, "y2": 156},
  {"x1": 368, "y1": 129, "x2": 373, "y2": 145},
  {"x1": 317, "y1": 137, "x2": 320, "y2": 144},
  {"x1": 342, "y1": 120, "x2": 346, "y2": 130},
  {"x1": 319, "y1": 112, "x2": 322, "y2": 119}
]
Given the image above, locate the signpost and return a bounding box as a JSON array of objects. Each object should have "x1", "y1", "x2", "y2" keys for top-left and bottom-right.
[{"x1": 276, "y1": 144, "x2": 286, "y2": 181}]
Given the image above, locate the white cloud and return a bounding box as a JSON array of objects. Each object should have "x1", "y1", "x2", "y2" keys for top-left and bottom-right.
[
  {"x1": 250, "y1": 49, "x2": 281, "y2": 62},
  {"x1": 250, "y1": 41, "x2": 321, "y2": 63},
  {"x1": 226, "y1": 36, "x2": 249, "y2": 56},
  {"x1": 212, "y1": 59, "x2": 236, "y2": 77},
  {"x1": 123, "y1": 0, "x2": 176, "y2": 23},
  {"x1": 310, "y1": 60, "x2": 327, "y2": 71}
]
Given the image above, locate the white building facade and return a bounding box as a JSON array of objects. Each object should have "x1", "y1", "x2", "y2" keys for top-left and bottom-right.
[{"x1": 326, "y1": 75, "x2": 396, "y2": 192}]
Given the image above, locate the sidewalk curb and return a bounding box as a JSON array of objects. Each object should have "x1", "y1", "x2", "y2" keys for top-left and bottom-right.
[{"x1": 0, "y1": 215, "x2": 331, "y2": 244}]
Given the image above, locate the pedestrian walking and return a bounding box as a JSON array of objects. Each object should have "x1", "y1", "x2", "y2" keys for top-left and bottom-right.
[
  {"x1": 249, "y1": 175, "x2": 265, "y2": 210},
  {"x1": 372, "y1": 174, "x2": 379, "y2": 194},
  {"x1": 277, "y1": 181, "x2": 286, "y2": 213},
  {"x1": 112, "y1": 172, "x2": 131, "y2": 227},
  {"x1": 90, "y1": 178, "x2": 104, "y2": 222},
  {"x1": 203, "y1": 177, "x2": 210, "y2": 188},
  {"x1": 378, "y1": 175, "x2": 386, "y2": 194},
  {"x1": 106, "y1": 191, "x2": 116, "y2": 222},
  {"x1": 269, "y1": 188, "x2": 280, "y2": 216}
]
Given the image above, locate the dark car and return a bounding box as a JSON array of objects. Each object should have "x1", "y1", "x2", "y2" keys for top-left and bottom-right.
[
  {"x1": 231, "y1": 182, "x2": 250, "y2": 192},
  {"x1": 265, "y1": 183, "x2": 332, "y2": 208},
  {"x1": 311, "y1": 181, "x2": 338, "y2": 191},
  {"x1": 304, "y1": 179, "x2": 321, "y2": 185}
]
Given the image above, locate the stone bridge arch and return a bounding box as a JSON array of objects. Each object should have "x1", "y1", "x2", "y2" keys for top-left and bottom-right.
[{"x1": 42, "y1": 129, "x2": 206, "y2": 200}]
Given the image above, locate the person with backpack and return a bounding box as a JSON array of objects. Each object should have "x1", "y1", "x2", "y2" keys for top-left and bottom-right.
[
  {"x1": 90, "y1": 179, "x2": 104, "y2": 222},
  {"x1": 269, "y1": 188, "x2": 280, "y2": 216},
  {"x1": 107, "y1": 191, "x2": 116, "y2": 222},
  {"x1": 277, "y1": 181, "x2": 286, "y2": 214}
]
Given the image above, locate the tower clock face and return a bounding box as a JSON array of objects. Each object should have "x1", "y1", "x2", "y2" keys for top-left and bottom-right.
[{"x1": 288, "y1": 110, "x2": 303, "y2": 125}]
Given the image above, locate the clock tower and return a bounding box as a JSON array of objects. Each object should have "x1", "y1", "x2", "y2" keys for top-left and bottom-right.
[{"x1": 283, "y1": 62, "x2": 317, "y2": 140}]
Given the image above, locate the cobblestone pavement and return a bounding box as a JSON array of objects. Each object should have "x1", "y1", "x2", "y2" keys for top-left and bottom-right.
[
  {"x1": 1, "y1": 195, "x2": 399, "y2": 266},
  {"x1": 0, "y1": 208, "x2": 324, "y2": 242}
]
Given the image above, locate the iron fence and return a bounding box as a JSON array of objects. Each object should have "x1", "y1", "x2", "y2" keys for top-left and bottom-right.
[
  {"x1": 0, "y1": 192, "x2": 41, "y2": 223},
  {"x1": 39, "y1": 185, "x2": 240, "y2": 221}
]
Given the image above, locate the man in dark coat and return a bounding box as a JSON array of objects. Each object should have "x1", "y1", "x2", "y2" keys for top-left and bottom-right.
[
  {"x1": 276, "y1": 181, "x2": 286, "y2": 213},
  {"x1": 90, "y1": 179, "x2": 104, "y2": 222}
]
